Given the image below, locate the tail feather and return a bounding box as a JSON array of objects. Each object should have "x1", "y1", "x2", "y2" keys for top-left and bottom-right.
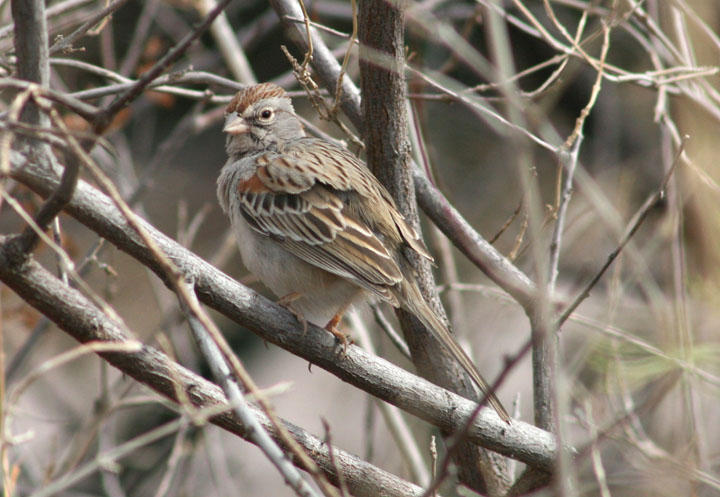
[{"x1": 401, "y1": 282, "x2": 511, "y2": 423}]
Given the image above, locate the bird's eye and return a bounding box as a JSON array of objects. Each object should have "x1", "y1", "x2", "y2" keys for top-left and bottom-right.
[{"x1": 259, "y1": 108, "x2": 274, "y2": 120}]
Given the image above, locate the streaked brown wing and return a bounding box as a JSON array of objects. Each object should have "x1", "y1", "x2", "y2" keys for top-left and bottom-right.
[
  {"x1": 239, "y1": 179, "x2": 404, "y2": 297},
  {"x1": 263, "y1": 138, "x2": 434, "y2": 262}
]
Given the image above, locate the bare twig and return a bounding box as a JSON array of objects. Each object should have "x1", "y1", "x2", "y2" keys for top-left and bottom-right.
[
  {"x1": 117, "y1": 0, "x2": 161, "y2": 77},
  {"x1": 557, "y1": 137, "x2": 688, "y2": 326},
  {"x1": 181, "y1": 287, "x2": 325, "y2": 497},
  {"x1": 49, "y1": 0, "x2": 133, "y2": 55},
  {"x1": 548, "y1": 20, "x2": 612, "y2": 292},
  {"x1": 95, "y1": 0, "x2": 233, "y2": 131},
  {"x1": 321, "y1": 419, "x2": 350, "y2": 497},
  {"x1": 9, "y1": 105, "x2": 82, "y2": 254},
  {"x1": 269, "y1": 0, "x2": 362, "y2": 126},
  {"x1": 30, "y1": 412, "x2": 218, "y2": 497},
  {"x1": 0, "y1": 79, "x2": 99, "y2": 120},
  {"x1": 331, "y1": 0, "x2": 357, "y2": 113},
  {"x1": 370, "y1": 304, "x2": 411, "y2": 361},
  {"x1": 414, "y1": 175, "x2": 537, "y2": 311}
]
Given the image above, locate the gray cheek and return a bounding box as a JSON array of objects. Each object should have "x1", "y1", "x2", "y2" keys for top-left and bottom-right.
[{"x1": 251, "y1": 126, "x2": 270, "y2": 145}]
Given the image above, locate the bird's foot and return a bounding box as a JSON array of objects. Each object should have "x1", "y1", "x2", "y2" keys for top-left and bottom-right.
[{"x1": 324, "y1": 313, "x2": 353, "y2": 354}]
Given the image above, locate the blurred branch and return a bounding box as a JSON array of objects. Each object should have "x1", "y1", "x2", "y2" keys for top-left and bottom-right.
[
  {"x1": 0, "y1": 0, "x2": 94, "y2": 42},
  {"x1": 370, "y1": 304, "x2": 411, "y2": 361},
  {"x1": 31, "y1": 414, "x2": 194, "y2": 497},
  {"x1": 49, "y1": 0, "x2": 132, "y2": 55},
  {"x1": 0, "y1": 78, "x2": 99, "y2": 120},
  {"x1": 548, "y1": 18, "x2": 610, "y2": 292},
  {"x1": 194, "y1": 0, "x2": 257, "y2": 84},
  {"x1": 413, "y1": 175, "x2": 537, "y2": 311},
  {"x1": 8, "y1": 150, "x2": 558, "y2": 470},
  {"x1": 409, "y1": 102, "x2": 467, "y2": 333},
  {"x1": 349, "y1": 310, "x2": 430, "y2": 487},
  {"x1": 558, "y1": 137, "x2": 687, "y2": 326},
  {"x1": 181, "y1": 289, "x2": 326, "y2": 497},
  {"x1": 48, "y1": 61, "x2": 243, "y2": 102},
  {"x1": 117, "y1": 0, "x2": 159, "y2": 78},
  {"x1": 481, "y1": 6, "x2": 559, "y2": 495},
  {"x1": 93, "y1": 0, "x2": 233, "y2": 132}
]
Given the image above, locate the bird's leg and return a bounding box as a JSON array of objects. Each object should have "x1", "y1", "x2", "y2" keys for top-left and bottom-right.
[
  {"x1": 323, "y1": 301, "x2": 355, "y2": 353},
  {"x1": 276, "y1": 291, "x2": 307, "y2": 334}
]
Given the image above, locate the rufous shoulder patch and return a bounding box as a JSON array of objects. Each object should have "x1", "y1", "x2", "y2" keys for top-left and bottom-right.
[{"x1": 237, "y1": 167, "x2": 272, "y2": 193}]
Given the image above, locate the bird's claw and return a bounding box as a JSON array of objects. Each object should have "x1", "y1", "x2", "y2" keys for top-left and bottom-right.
[{"x1": 324, "y1": 315, "x2": 353, "y2": 355}]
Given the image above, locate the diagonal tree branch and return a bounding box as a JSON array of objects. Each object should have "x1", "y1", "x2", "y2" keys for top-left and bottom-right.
[
  {"x1": 0, "y1": 247, "x2": 435, "y2": 497},
  {"x1": 181, "y1": 289, "x2": 324, "y2": 497},
  {"x1": 8, "y1": 149, "x2": 558, "y2": 471}
]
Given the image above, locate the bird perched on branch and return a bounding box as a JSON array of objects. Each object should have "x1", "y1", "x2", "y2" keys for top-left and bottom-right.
[{"x1": 217, "y1": 82, "x2": 509, "y2": 422}]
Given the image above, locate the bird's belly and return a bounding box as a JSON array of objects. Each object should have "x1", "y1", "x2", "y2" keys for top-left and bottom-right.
[{"x1": 231, "y1": 216, "x2": 365, "y2": 326}]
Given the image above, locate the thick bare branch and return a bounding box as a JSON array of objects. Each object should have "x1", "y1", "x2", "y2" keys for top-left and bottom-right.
[
  {"x1": 9, "y1": 150, "x2": 558, "y2": 471},
  {"x1": 358, "y1": 1, "x2": 505, "y2": 492},
  {"x1": 0, "y1": 248, "x2": 435, "y2": 497},
  {"x1": 11, "y1": 0, "x2": 50, "y2": 125}
]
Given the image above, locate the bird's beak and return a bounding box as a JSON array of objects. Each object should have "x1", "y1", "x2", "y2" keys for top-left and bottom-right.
[{"x1": 223, "y1": 114, "x2": 249, "y2": 135}]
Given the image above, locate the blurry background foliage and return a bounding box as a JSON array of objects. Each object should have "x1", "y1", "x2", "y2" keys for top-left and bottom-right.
[{"x1": 2, "y1": 0, "x2": 720, "y2": 496}]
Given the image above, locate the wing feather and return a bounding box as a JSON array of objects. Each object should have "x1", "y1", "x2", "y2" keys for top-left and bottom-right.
[{"x1": 236, "y1": 139, "x2": 431, "y2": 297}]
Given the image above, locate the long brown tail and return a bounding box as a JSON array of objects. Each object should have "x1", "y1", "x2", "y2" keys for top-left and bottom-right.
[{"x1": 401, "y1": 281, "x2": 511, "y2": 422}]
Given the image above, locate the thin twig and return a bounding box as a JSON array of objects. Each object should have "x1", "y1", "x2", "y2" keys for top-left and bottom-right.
[
  {"x1": 181, "y1": 287, "x2": 324, "y2": 497},
  {"x1": 49, "y1": 0, "x2": 133, "y2": 55},
  {"x1": 10, "y1": 105, "x2": 82, "y2": 254},
  {"x1": 558, "y1": 137, "x2": 688, "y2": 326},
  {"x1": 321, "y1": 420, "x2": 350, "y2": 497},
  {"x1": 531, "y1": 20, "x2": 608, "y2": 492},
  {"x1": 331, "y1": 0, "x2": 357, "y2": 113},
  {"x1": 95, "y1": 0, "x2": 233, "y2": 131},
  {"x1": 0, "y1": 78, "x2": 100, "y2": 120},
  {"x1": 370, "y1": 304, "x2": 411, "y2": 361}
]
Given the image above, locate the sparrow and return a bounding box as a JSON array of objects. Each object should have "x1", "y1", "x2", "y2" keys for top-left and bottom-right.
[{"x1": 217, "y1": 82, "x2": 509, "y2": 421}]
